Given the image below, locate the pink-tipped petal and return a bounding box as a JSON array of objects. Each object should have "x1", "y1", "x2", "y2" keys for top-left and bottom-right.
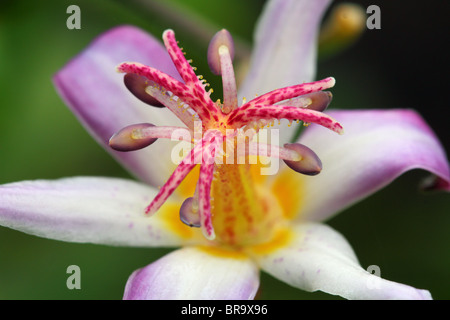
[
  {"x1": 254, "y1": 223, "x2": 432, "y2": 300},
  {"x1": 124, "y1": 247, "x2": 259, "y2": 300},
  {"x1": 293, "y1": 109, "x2": 450, "y2": 222},
  {"x1": 0, "y1": 177, "x2": 195, "y2": 247},
  {"x1": 53, "y1": 25, "x2": 184, "y2": 187}
]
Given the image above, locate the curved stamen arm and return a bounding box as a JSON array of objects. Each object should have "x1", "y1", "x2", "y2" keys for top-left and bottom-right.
[
  {"x1": 118, "y1": 62, "x2": 218, "y2": 125},
  {"x1": 241, "y1": 77, "x2": 335, "y2": 109},
  {"x1": 227, "y1": 104, "x2": 344, "y2": 135},
  {"x1": 198, "y1": 130, "x2": 222, "y2": 240},
  {"x1": 144, "y1": 140, "x2": 203, "y2": 216},
  {"x1": 163, "y1": 30, "x2": 222, "y2": 121}
]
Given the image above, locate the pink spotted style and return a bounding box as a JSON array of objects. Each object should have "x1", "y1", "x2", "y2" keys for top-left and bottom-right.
[{"x1": 109, "y1": 29, "x2": 343, "y2": 240}]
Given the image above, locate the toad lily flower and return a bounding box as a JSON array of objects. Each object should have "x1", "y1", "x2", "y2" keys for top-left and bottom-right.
[{"x1": 1, "y1": 0, "x2": 449, "y2": 300}]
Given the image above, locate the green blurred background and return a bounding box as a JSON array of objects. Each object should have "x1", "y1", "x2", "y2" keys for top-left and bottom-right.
[{"x1": 0, "y1": 0, "x2": 448, "y2": 300}]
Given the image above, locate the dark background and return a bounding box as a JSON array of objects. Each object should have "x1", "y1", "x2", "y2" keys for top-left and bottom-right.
[{"x1": 0, "y1": 0, "x2": 448, "y2": 299}]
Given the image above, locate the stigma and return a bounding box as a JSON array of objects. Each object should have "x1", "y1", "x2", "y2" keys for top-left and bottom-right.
[{"x1": 109, "y1": 29, "x2": 343, "y2": 244}]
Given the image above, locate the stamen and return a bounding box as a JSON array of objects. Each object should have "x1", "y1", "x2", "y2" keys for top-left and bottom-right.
[
  {"x1": 112, "y1": 28, "x2": 343, "y2": 246},
  {"x1": 133, "y1": 125, "x2": 191, "y2": 142},
  {"x1": 144, "y1": 141, "x2": 203, "y2": 216},
  {"x1": 285, "y1": 91, "x2": 333, "y2": 112},
  {"x1": 207, "y1": 29, "x2": 235, "y2": 75},
  {"x1": 242, "y1": 77, "x2": 335, "y2": 109},
  {"x1": 282, "y1": 143, "x2": 322, "y2": 176},
  {"x1": 244, "y1": 142, "x2": 302, "y2": 161},
  {"x1": 218, "y1": 45, "x2": 238, "y2": 113},
  {"x1": 227, "y1": 104, "x2": 344, "y2": 135},
  {"x1": 118, "y1": 62, "x2": 219, "y2": 125},
  {"x1": 197, "y1": 130, "x2": 221, "y2": 240},
  {"x1": 145, "y1": 85, "x2": 195, "y2": 129},
  {"x1": 143, "y1": 130, "x2": 219, "y2": 217},
  {"x1": 109, "y1": 123, "x2": 157, "y2": 151},
  {"x1": 179, "y1": 197, "x2": 201, "y2": 228},
  {"x1": 163, "y1": 29, "x2": 222, "y2": 121},
  {"x1": 123, "y1": 74, "x2": 164, "y2": 107}
]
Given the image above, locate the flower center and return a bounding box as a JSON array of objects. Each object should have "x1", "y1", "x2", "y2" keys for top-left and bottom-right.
[
  {"x1": 110, "y1": 29, "x2": 343, "y2": 248},
  {"x1": 211, "y1": 157, "x2": 283, "y2": 247}
]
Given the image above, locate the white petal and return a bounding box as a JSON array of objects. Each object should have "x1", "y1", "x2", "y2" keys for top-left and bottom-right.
[
  {"x1": 123, "y1": 247, "x2": 259, "y2": 300},
  {"x1": 0, "y1": 177, "x2": 201, "y2": 247},
  {"x1": 239, "y1": 0, "x2": 331, "y2": 98},
  {"x1": 253, "y1": 223, "x2": 432, "y2": 300},
  {"x1": 296, "y1": 109, "x2": 450, "y2": 222},
  {"x1": 239, "y1": 0, "x2": 331, "y2": 144}
]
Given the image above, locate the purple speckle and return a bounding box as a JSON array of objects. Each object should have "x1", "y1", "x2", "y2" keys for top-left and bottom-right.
[{"x1": 273, "y1": 257, "x2": 284, "y2": 264}]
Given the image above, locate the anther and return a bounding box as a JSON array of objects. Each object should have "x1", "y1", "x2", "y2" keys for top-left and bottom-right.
[
  {"x1": 123, "y1": 73, "x2": 164, "y2": 107},
  {"x1": 283, "y1": 143, "x2": 322, "y2": 176},
  {"x1": 286, "y1": 91, "x2": 333, "y2": 112},
  {"x1": 109, "y1": 123, "x2": 157, "y2": 152},
  {"x1": 179, "y1": 197, "x2": 201, "y2": 228}
]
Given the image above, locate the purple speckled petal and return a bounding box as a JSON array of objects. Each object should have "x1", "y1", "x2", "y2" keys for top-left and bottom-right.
[
  {"x1": 123, "y1": 247, "x2": 259, "y2": 300},
  {"x1": 53, "y1": 25, "x2": 184, "y2": 187},
  {"x1": 239, "y1": 0, "x2": 331, "y2": 144},
  {"x1": 284, "y1": 109, "x2": 450, "y2": 222},
  {"x1": 0, "y1": 177, "x2": 199, "y2": 247},
  {"x1": 253, "y1": 223, "x2": 432, "y2": 300}
]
